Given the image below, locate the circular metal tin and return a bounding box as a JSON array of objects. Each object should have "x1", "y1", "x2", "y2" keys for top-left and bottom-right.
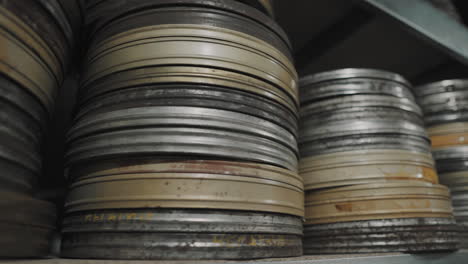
[
  {"x1": 0, "y1": 76, "x2": 47, "y2": 192},
  {"x1": 0, "y1": 76, "x2": 47, "y2": 132},
  {"x1": 300, "y1": 78, "x2": 415, "y2": 104},
  {"x1": 89, "y1": 5, "x2": 290, "y2": 59},
  {"x1": 36, "y1": 0, "x2": 74, "y2": 50},
  {"x1": 300, "y1": 94, "x2": 422, "y2": 118},
  {"x1": 300, "y1": 134, "x2": 432, "y2": 157},
  {"x1": 67, "y1": 126, "x2": 298, "y2": 170},
  {"x1": 300, "y1": 68, "x2": 411, "y2": 88},
  {"x1": 304, "y1": 181, "x2": 453, "y2": 225},
  {"x1": 69, "y1": 106, "x2": 298, "y2": 155},
  {"x1": 299, "y1": 71, "x2": 430, "y2": 159},
  {"x1": 414, "y1": 79, "x2": 468, "y2": 125},
  {"x1": 429, "y1": 122, "x2": 468, "y2": 148},
  {"x1": 435, "y1": 158, "x2": 468, "y2": 174},
  {"x1": 75, "y1": 84, "x2": 298, "y2": 137},
  {"x1": 65, "y1": 160, "x2": 304, "y2": 216},
  {"x1": 81, "y1": 65, "x2": 297, "y2": 113},
  {"x1": 0, "y1": 192, "x2": 56, "y2": 258},
  {"x1": 438, "y1": 171, "x2": 468, "y2": 248},
  {"x1": 85, "y1": 0, "x2": 290, "y2": 50},
  {"x1": 61, "y1": 209, "x2": 302, "y2": 260},
  {"x1": 84, "y1": 25, "x2": 298, "y2": 105},
  {"x1": 414, "y1": 79, "x2": 468, "y2": 97},
  {"x1": 0, "y1": 7, "x2": 60, "y2": 113},
  {"x1": 303, "y1": 217, "x2": 459, "y2": 253},
  {"x1": 300, "y1": 107, "x2": 426, "y2": 142},
  {"x1": 300, "y1": 149, "x2": 438, "y2": 191},
  {"x1": 0, "y1": 0, "x2": 67, "y2": 75},
  {"x1": 433, "y1": 146, "x2": 468, "y2": 160},
  {"x1": 439, "y1": 171, "x2": 468, "y2": 187},
  {"x1": 299, "y1": 94, "x2": 428, "y2": 156},
  {"x1": 62, "y1": 208, "x2": 302, "y2": 235}
]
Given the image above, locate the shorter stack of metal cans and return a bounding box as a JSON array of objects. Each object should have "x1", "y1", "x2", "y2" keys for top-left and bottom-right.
[
  {"x1": 299, "y1": 68, "x2": 458, "y2": 254},
  {"x1": 0, "y1": 0, "x2": 82, "y2": 257},
  {"x1": 61, "y1": 0, "x2": 303, "y2": 260},
  {"x1": 414, "y1": 79, "x2": 468, "y2": 248}
]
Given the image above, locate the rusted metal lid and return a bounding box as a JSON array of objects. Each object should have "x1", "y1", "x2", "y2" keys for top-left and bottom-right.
[
  {"x1": 305, "y1": 181, "x2": 452, "y2": 225},
  {"x1": 300, "y1": 149, "x2": 438, "y2": 191},
  {"x1": 66, "y1": 160, "x2": 304, "y2": 216}
]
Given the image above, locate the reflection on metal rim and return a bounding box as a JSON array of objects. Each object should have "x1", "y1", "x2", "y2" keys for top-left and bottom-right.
[
  {"x1": 81, "y1": 66, "x2": 297, "y2": 113},
  {"x1": 84, "y1": 25, "x2": 297, "y2": 105},
  {"x1": 300, "y1": 80, "x2": 415, "y2": 104},
  {"x1": 257, "y1": 0, "x2": 274, "y2": 17},
  {"x1": 90, "y1": 5, "x2": 289, "y2": 59},
  {"x1": 415, "y1": 79, "x2": 468, "y2": 125},
  {"x1": 300, "y1": 94, "x2": 422, "y2": 117},
  {"x1": 67, "y1": 127, "x2": 298, "y2": 170},
  {"x1": 300, "y1": 112, "x2": 426, "y2": 142},
  {"x1": 299, "y1": 92, "x2": 428, "y2": 156},
  {"x1": 76, "y1": 84, "x2": 298, "y2": 135},
  {"x1": 85, "y1": 0, "x2": 290, "y2": 50},
  {"x1": 300, "y1": 134, "x2": 432, "y2": 157},
  {"x1": 300, "y1": 68, "x2": 410, "y2": 88},
  {"x1": 433, "y1": 146, "x2": 468, "y2": 160},
  {"x1": 69, "y1": 106, "x2": 297, "y2": 154},
  {"x1": 414, "y1": 79, "x2": 468, "y2": 97}
]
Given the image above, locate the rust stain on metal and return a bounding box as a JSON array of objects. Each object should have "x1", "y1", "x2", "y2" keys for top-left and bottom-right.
[
  {"x1": 334, "y1": 203, "x2": 353, "y2": 212},
  {"x1": 383, "y1": 167, "x2": 438, "y2": 183}
]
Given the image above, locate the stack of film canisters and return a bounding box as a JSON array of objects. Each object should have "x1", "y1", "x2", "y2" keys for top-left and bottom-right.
[
  {"x1": 299, "y1": 68, "x2": 458, "y2": 254},
  {"x1": 61, "y1": 0, "x2": 304, "y2": 260}
]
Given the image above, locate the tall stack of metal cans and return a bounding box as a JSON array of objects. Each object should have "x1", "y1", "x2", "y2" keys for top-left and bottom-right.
[
  {"x1": 0, "y1": 0, "x2": 82, "y2": 258},
  {"x1": 299, "y1": 69, "x2": 458, "y2": 254},
  {"x1": 61, "y1": 0, "x2": 303, "y2": 260},
  {"x1": 414, "y1": 79, "x2": 468, "y2": 248}
]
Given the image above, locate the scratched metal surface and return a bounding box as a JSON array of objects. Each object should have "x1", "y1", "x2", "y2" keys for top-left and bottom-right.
[
  {"x1": 61, "y1": 209, "x2": 303, "y2": 260},
  {"x1": 1, "y1": 251, "x2": 468, "y2": 264},
  {"x1": 299, "y1": 69, "x2": 430, "y2": 157},
  {"x1": 304, "y1": 217, "x2": 459, "y2": 254}
]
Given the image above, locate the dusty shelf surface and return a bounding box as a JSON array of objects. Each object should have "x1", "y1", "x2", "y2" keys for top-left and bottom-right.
[{"x1": 1, "y1": 251, "x2": 468, "y2": 264}]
